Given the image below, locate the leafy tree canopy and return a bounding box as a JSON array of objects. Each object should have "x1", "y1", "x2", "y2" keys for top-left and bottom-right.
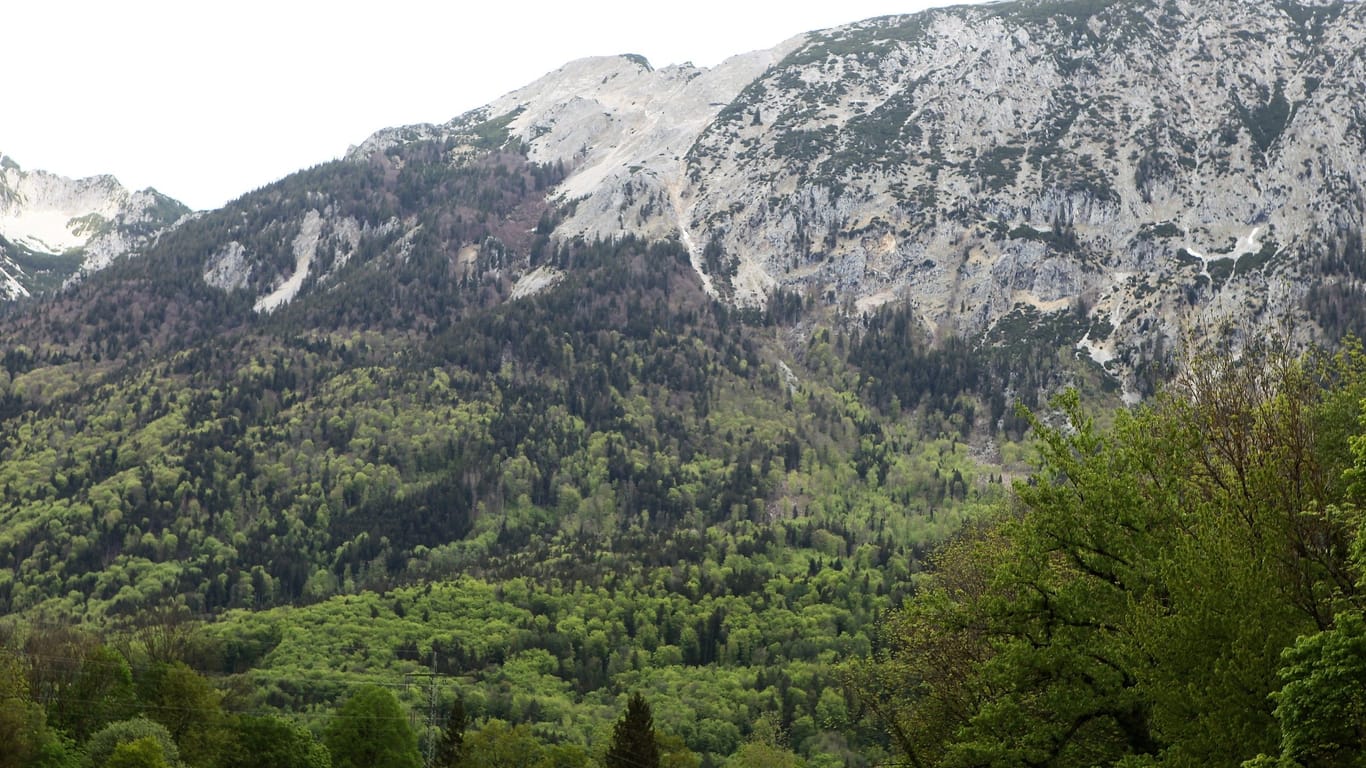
[{"x1": 322, "y1": 686, "x2": 420, "y2": 768}]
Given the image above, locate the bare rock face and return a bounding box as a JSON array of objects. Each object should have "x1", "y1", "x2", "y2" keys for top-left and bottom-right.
[
  {"x1": 0, "y1": 154, "x2": 188, "y2": 298},
  {"x1": 349, "y1": 44, "x2": 804, "y2": 295},
  {"x1": 198, "y1": 205, "x2": 386, "y2": 314},
  {"x1": 349, "y1": 0, "x2": 1366, "y2": 397},
  {"x1": 679, "y1": 0, "x2": 1366, "y2": 393}
]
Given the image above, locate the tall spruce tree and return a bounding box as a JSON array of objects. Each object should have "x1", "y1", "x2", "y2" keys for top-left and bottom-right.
[
  {"x1": 605, "y1": 692, "x2": 660, "y2": 768},
  {"x1": 434, "y1": 698, "x2": 468, "y2": 768}
]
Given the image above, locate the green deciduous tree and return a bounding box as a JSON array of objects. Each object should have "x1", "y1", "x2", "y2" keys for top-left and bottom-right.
[
  {"x1": 139, "y1": 662, "x2": 227, "y2": 768},
  {"x1": 85, "y1": 718, "x2": 182, "y2": 768},
  {"x1": 457, "y1": 720, "x2": 549, "y2": 768},
  {"x1": 322, "y1": 686, "x2": 420, "y2": 768},
  {"x1": 726, "y1": 743, "x2": 807, "y2": 768},
  {"x1": 1266, "y1": 610, "x2": 1366, "y2": 767},
  {"x1": 107, "y1": 736, "x2": 172, "y2": 768},
  {"x1": 859, "y1": 343, "x2": 1366, "y2": 768},
  {"x1": 226, "y1": 715, "x2": 330, "y2": 768},
  {"x1": 0, "y1": 654, "x2": 46, "y2": 768},
  {"x1": 49, "y1": 644, "x2": 138, "y2": 742},
  {"x1": 657, "y1": 732, "x2": 701, "y2": 768}
]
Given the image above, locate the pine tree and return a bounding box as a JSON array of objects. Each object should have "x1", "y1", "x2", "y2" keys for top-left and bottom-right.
[
  {"x1": 434, "y1": 698, "x2": 468, "y2": 768},
  {"x1": 605, "y1": 692, "x2": 660, "y2": 768}
]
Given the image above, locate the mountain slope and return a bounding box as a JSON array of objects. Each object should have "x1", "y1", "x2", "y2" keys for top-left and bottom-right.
[
  {"x1": 345, "y1": 0, "x2": 1366, "y2": 400},
  {"x1": 0, "y1": 139, "x2": 997, "y2": 764},
  {"x1": 680, "y1": 0, "x2": 1366, "y2": 384},
  {"x1": 8, "y1": 1, "x2": 1361, "y2": 762},
  {"x1": 0, "y1": 153, "x2": 189, "y2": 298}
]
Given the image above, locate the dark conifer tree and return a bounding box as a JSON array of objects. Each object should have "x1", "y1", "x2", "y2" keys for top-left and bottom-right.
[
  {"x1": 605, "y1": 692, "x2": 659, "y2": 768},
  {"x1": 434, "y1": 698, "x2": 468, "y2": 768}
]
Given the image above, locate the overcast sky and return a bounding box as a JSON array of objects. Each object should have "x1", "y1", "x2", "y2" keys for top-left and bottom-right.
[{"x1": 6, "y1": 0, "x2": 977, "y2": 210}]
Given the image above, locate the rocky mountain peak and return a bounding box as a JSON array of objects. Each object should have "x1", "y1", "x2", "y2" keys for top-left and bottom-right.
[
  {"x1": 329, "y1": 0, "x2": 1366, "y2": 398},
  {"x1": 0, "y1": 153, "x2": 189, "y2": 298},
  {"x1": 673, "y1": 0, "x2": 1366, "y2": 396},
  {"x1": 348, "y1": 43, "x2": 805, "y2": 296}
]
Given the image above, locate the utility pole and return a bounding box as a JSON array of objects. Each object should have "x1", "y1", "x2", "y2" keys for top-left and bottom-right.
[
  {"x1": 427, "y1": 651, "x2": 439, "y2": 768},
  {"x1": 407, "y1": 651, "x2": 443, "y2": 768}
]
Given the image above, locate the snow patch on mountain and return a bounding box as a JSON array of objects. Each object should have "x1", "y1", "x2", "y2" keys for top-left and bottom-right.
[
  {"x1": 0, "y1": 153, "x2": 188, "y2": 296},
  {"x1": 0, "y1": 209, "x2": 99, "y2": 253},
  {"x1": 0, "y1": 161, "x2": 123, "y2": 254},
  {"x1": 0, "y1": 264, "x2": 30, "y2": 299}
]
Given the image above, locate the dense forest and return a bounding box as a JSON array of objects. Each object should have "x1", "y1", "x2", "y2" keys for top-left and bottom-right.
[
  {"x1": 0, "y1": 137, "x2": 1028, "y2": 767},
  {"x1": 4, "y1": 129, "x2": 1365, "y2": 767},
  {"x1": 7, "y1": 339, "x2": 1366, "y2": 767}
]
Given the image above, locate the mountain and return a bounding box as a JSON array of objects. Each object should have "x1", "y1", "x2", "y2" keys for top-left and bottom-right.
[
  {"x1": 0, "y1": 153, "x2": 189, "y2": 299},
  {"x1": 9, "y1": 1, "x2": 1366, "y2": 398},
  {"x1": 3, "y1": 0, "x2": 1366, "y2": 764},
  {"x1": 345, "y1": 0, "x2": 1366, "y2": 399},
  {"x1": 5, "y1": 0, "x2": 1363, "y2": 622}
]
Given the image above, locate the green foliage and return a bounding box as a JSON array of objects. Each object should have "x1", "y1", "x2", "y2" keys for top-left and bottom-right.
[
  {"x1": 0, "y1": 656, "x2": 47, "y2": 768},
  {"x1": 86, "y1": 718, "x2": 182, "y2": 768},
  {"x1": 1235, "y1": 235, "x2": 1282, "y2": 276},
  {"x1": 1007, "y1": 221, "x2": 1080, "y2": 253},
  {"x1": 975, "y1": 146, "x2": 1026, "y2": 191},
  {"x1": 2, "y1": 247, "x2": 85, "y2": 294},
  {"x1": 658, "y1": 732, "x2": 701, "y2": 768},
  {"x1": 137, "y1": 662, "x2": 226, "y2": 768},
  {"x1": 851, "y1": 302, "x2": 1074, "y2": 439},
  {"x1": 1268, "y1": 611, "x2": 1366, "y2": 767},
  {"x1": 606, "y1": 692, "x2": 660, "y2": 768},
  {"x1": 63, "y1": 646, "x2": 139, "y2": 741},
  {"x1": 107, "y1": 737, "x2": 172, "y2": 768},
  {"x1": 0, "y1": 141, "x2": 1001, "y2": 766},
  {"x1": 772, "y1": 128, "x2": 839, "y2": 166},
  {"x1": 467, "y1": 110, "x2": 524, "y2": 150},
  {"x1": 1235, "y1": 80, "x2": 1293, "y2": 154},
  {"x1": 29, "y1": 733, "x2": 82, "y2": 768},
  {"x1": 458, "y1": 720, "x2": 559, "y2": 768},
  {"x1": 226, "y1": 715, "x2": 331, "y2": 768},
  {"x1": 1141, "y1": 220, "x2": 1185, "y2": 237},
  {"x1": 856, "y1": 342, "x2": 1366, "y2": 768},
  {"x1": 727, "y1": 743, "x2": 808, "y2": 768},
  {"x1": 322, "y1": 686, "x2": 421, "y2": 768},
  {"x1": 0, "y1": 74, "x2": 1121, "y2": 768},
  {"x1": 777, "y1": 14, "x2": 930, "y2": 70}
]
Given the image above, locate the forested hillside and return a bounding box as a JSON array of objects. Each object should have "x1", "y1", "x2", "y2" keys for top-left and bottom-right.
[
  {"x1": 4, "y1": 0, "x2": 1366, "y2": 760},
  {"x1": 8, "y1": 330, "x2": 1366, "y2": 767},
  {"x1": 0, "y1": 137, "x2": 1036, "y2": 767}
]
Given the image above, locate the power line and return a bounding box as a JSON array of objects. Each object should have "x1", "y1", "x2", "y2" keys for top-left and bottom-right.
[
  {"x1": 0, "y1": 645, "x2": 457, "y2": 733},
  {"x1": 3, "y1": 646, "x2": 712, "y2": 767}
]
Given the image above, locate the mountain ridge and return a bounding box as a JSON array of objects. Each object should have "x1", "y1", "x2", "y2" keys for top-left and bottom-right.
[
  {"x1": 335, "y1": 0, "x2": 1366, "y2": 398},
  {"x1": 2, "y1": 0, "x2": 1364, "y2": 403},
  {"x1": 5, "y1": 4, "x2": 1363, "y2": 761},
  {"x1": 0, "y1": 152, "x2": 189, "y2": 298}
]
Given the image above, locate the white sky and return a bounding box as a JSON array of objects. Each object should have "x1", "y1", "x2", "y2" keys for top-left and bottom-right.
[{"x1": 5, "y1": 0, "x2": 974, "y2": 211}]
